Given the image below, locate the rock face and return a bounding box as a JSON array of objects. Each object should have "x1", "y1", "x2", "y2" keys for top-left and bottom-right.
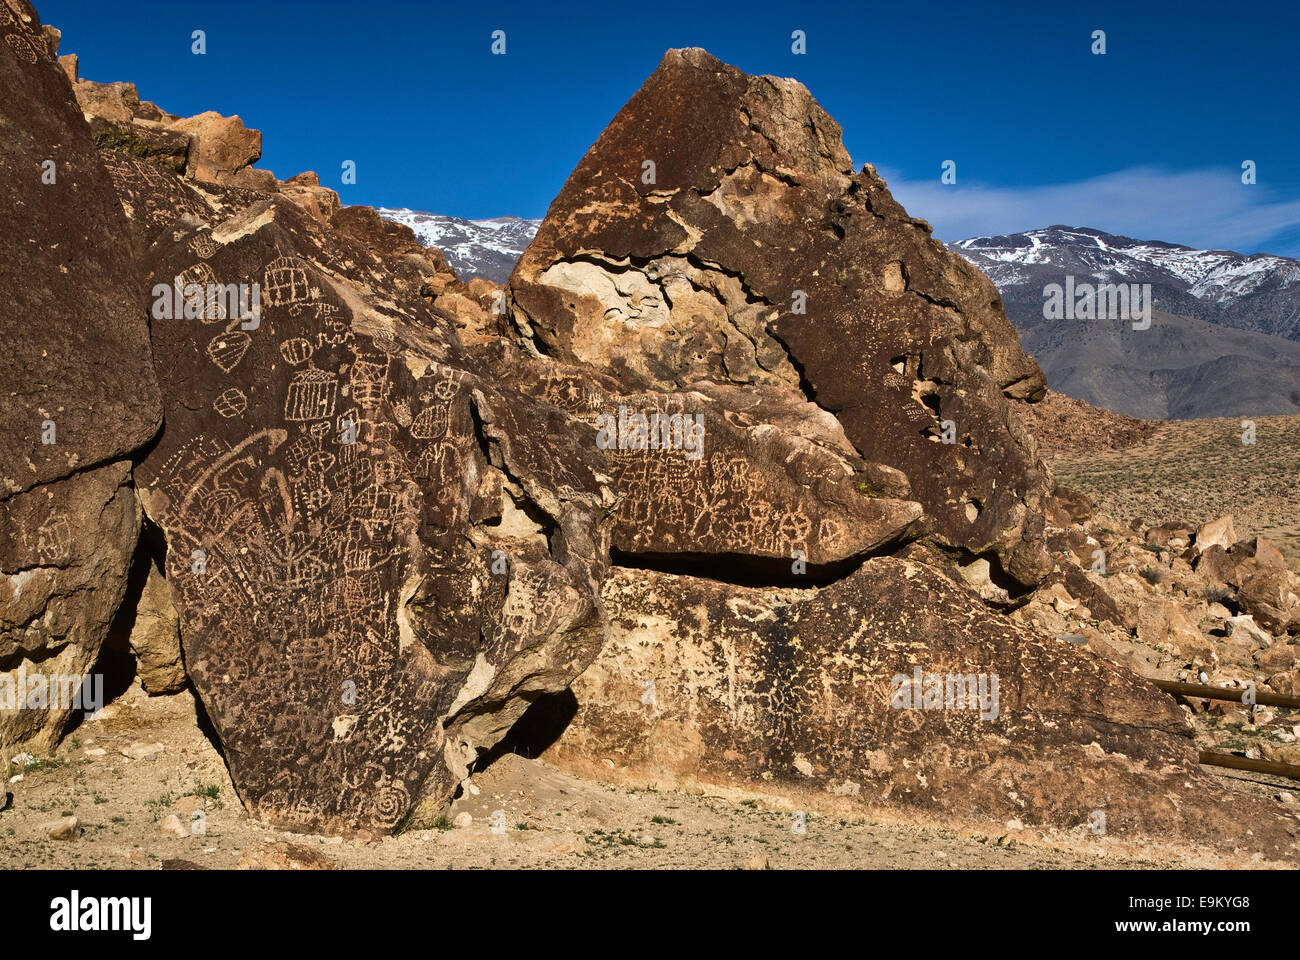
[
  {"x1": 509, "y1": 48, "x2": 1051, "y2": 587},
  {"x1": 167, "y1": 111, "x2": 261, "y2": 184},
  {"x1": 69, "y1": 70, "x2": 338, "y2": 216},
  {"x1": 508, "y1": 49, "x2": 1298, "y2": 860},
  {"x1": 125, "y1": 557, "x2": 186, "y2": 694},
  {"x1": 8, "y1": 17, "x2": 1297, "y2": 860},
  {"x1": 116, "y1": 169, "x2": 923, "y2": 832},
  {"x1": 125, "y1": 184, "x2": 613, "y2": 835},
  {"x1": 544, "y1": 559, "x2": 1297, "y2": 855},
  {"x1": 0, "y1": 0, "x2": 160, "y2": 751}
]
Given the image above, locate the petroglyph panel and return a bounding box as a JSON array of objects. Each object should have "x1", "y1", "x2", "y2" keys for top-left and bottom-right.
[
  {"x1": 131, "y1": 185, "x2": 610, "y2": 835},
  {"x1": 508, "y1": 48, "x2": 1052, "y2": 585},
  {"x1": 544, "y1": 558, "x2": 1300, "y2": 858}
]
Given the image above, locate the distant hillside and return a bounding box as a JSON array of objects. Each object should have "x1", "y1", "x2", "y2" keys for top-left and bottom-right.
[
  {"x1": 952, "y1": 226, "x2": 1300, "y2": 419},
  {"x1": 377, "y1": 209, "x2": 539, "y2": 284}
]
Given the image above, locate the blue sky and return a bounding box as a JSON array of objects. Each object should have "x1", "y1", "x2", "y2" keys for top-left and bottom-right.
[{"x1": 40, "y1": 0, "x2": 1300, "y2": 255}]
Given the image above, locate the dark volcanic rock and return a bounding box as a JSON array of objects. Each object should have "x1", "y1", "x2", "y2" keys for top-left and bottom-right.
[
  {"x1": 509, "y1": 48, "x2": 1052, "y2": 587},
  {"x1": 12, "y1": 20, "x2": 1295, "y2": 861},
  {"x1": 0, "y1": 0, "x2": 160, "y2": 750},
  {"x1": 0, "y1": 1, "x2": 160, "y2": 497},
  {"x1": 97, "y1": 112, "x2": 930, "y2": 833},
  {"x1": 125, "y1": 184, "x2": 612, "y2": 835},
  {"x1": 474, "y1": 344, "x2": 923, "y2": 566}
]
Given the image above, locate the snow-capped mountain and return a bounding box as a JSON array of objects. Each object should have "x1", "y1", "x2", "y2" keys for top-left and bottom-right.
[
  {"x1": 950, "y1": 227, "x2": 1300, "y2": 419},
  {"x1": 377, "y1": 209, "x2": 540, "y2": 284},
  {"x1": 951, "y1": 226, "x2": 1300, "y2": 341}
]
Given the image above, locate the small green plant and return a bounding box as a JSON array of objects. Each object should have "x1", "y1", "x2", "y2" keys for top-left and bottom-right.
[
  {"x1": 145, "y1": 791, "x2": 177, "y2": 822},
  {"x1": 431, "y1": 815, "x2": 454, "y2": 831}
]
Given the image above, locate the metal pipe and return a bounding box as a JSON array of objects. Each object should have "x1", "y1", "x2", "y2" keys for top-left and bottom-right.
[
  {"x1": 1150, "y1": 678, "x2": 1300, "y2": 710},
  {"x1": 1197, "y1": 750, "x2": 1300, "y2": 782}
]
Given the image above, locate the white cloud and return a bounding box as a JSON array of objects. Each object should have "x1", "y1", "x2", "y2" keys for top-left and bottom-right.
[{"x1": 870, "y1": 164, "x2": 1300, "y2": 255}]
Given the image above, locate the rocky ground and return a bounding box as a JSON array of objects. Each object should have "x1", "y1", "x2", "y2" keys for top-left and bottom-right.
[
  {"x1": 2, "y1": 677, "x2": 1287, "y2": 869},
  {"x1": 1014, "y1": 393, "x2": 1300, "y2": 790},
  {"x1": 1049, "y1": 411, "x2": 1300, "y2": 570}
]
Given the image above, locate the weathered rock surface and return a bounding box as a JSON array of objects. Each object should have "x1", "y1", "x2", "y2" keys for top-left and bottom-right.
[
  {"x1": 167, "y1": 111, "x2": 261, "y2": 184},
  {"x1": 71, "y1": 70, "x2": 339, "y2": 224},
  {"x1": 543, "y1": 557, "x2": 1298, "y2": 855},
  {"x1": 11, "y1": 17, "x2": 1298, "y2": 860},
  {"x1": 508, "y1": 48, "x2": 1052, "y2": 587},
  {"x1": 0, "y1": 0, "x2": 160, "y2": 751},
  {"x1": 96, "y1": 111, "x2": 916, "y2": 833},
  {"x1": 506, "y1": 49, "x2": 1299, "y2": 860},
  {"x1": 125, "y1": 185, "x2": 612, "y2": 835},
  {"x1": 473, "y1": 344, "x2": 924, "y2": 566},
  {"x1": 1195, "y1": 514, "x2": 1238, "y2": 554},
  {"x1": 125, "y1": 556, "x2": 186, "y2": 694}
]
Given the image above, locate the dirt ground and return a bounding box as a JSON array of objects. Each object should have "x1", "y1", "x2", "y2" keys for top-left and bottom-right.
[{"x1": 3, "y1": 678, "x2": 1292, "y2": 870}]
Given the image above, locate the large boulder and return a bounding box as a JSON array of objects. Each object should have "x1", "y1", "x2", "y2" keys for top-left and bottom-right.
[
  {"x1": 543, "y1": 557, "x2": 1300, "y2": 857},
  {"x1": 473, "y1": 344, "x2": 924, "y2": 568},
  {"x1": 122, "y1": 178, "x2": 611, "y2": 834},
  {"x1": 0, "y1": 0, "x2": 160, "y2": 751},
  {"x1": 508, "y1": 48, "x2": 1052, "y2": 586},
  {"x1": 1238, "y1": 568, "x2": 1300, "y2": 635},
  {"x1": 166, "y1": 111, "x2": 261, "y2": 185}
]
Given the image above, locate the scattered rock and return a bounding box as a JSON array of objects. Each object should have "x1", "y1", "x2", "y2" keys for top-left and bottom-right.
[
  {"x1": 236, "y1": 842, "x2": 336, "y2": 871},
  {"x1": 167, "y1": 111, "x2": 261, "y2": 184},
  {"x1": 158, "y1": 814, "x2": 189, "y2": 839},
  {"x1": 42, "y1": 816, "x2": 80, "y2": 840},
  {"x1": 1195, "y1": 515, "x2": 1237, "y2": 553},
  {"x1": 507, "y1": 46, "x2": 1053, "y2": 587},
  {"x1": 1225, "y1": 615, "x2": 1272, "y2": 648},
  {"x1": 1238, "y1": 569, "x2": 1300, "y2": 634},
  {"x1": 120, "y1": 741, "x2": 165, "y2": 761}
]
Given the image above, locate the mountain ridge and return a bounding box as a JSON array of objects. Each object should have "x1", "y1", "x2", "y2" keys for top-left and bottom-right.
[
  {"x1": 949, "y1": 225, "x2": 1300, "y2": 419},
  {"x1": 377, "y1": 208, "x2": 539, "y2": 284},
  {"x1": 951, "y1": 225, "x2": 1300, "y2": 340}
]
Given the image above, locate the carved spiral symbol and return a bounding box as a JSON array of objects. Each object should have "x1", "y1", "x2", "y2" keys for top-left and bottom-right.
[{"x1": 369, "y1": 783, "x2": 410, "y2": 827}]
